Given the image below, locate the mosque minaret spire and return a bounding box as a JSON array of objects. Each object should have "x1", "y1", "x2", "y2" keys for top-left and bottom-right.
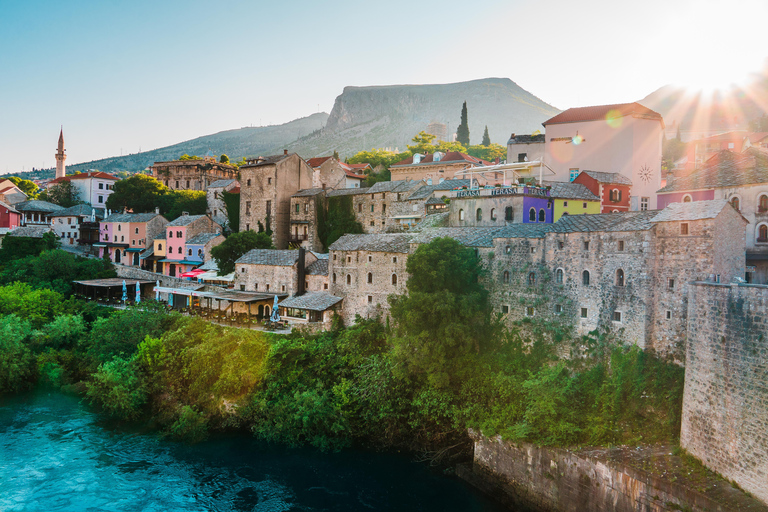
[{"x1": 55, "y1": 127, "x2": 67, "y2": 179}]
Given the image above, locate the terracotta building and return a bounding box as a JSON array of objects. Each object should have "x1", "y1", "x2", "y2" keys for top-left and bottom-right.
[{"x1": 389, "y1": 151, "x2": 493, "y2": 183}]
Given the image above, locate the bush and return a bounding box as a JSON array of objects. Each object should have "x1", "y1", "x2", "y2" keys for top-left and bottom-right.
[
  {"x1": 0, "y1": 315, "x2": 37, "y2": 393},
  {"x1": 85, "y1": 355, "x2": 147, "y2": 420}
]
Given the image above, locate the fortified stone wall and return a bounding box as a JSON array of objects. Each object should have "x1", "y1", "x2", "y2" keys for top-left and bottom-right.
[{"x1": 681, "y1": 282, "x2": 768, "y2": 505}]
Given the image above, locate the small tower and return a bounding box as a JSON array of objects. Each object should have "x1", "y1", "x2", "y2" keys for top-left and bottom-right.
[{"x1": 55, "y1": 127, "x2": 66, "y2": 179}]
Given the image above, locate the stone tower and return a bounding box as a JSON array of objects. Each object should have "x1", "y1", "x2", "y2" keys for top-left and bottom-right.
[{"x1": 55, "y1": 127, "x2": 66, "y2": 179}]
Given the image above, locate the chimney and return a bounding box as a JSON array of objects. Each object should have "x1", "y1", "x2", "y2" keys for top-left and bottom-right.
[
  {"x1": 181, "y1": 211, "x2": 189, "y2": 216},
  {"x1": 155, "y1": 207, "x2": 160, "y2": 214},
  {"x1": 284, "y1": 149, "x2": 288, "y2": 155},
  {"x1": 297, "y1": 247, "x2": 306, "y2": 296}
]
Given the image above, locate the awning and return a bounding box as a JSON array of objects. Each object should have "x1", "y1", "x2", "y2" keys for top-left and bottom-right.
[
  {"x1": 158, "y1": 258, "x2": 203, "y2": 265},
  {"x1": 153, "y1": 286, "x2": 285, "y2": 303},
  {"x1": 179, "y1": 269, "x2": 207, "y2": 278},
  {"x1": 126, "y1": 248, "x2": 144, "y2": 252},
  {"x1": 195, "y1": 270, "x2": 235, "y2": 282}
]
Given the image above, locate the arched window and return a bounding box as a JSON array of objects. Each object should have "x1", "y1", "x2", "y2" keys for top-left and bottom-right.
[
  {"x1": 476, "y1": 208, "x2": 483, "y2": 221},
  {"x1": 332, "y1": 273, "x2": 337, "y2": 284},
  {"x1": 459, "y1": 209, "x2": 465, "y2": 221},
  {"x1": 616, "y1": 268, "x2": 625, "y2": 287},
  {"x1": 427, "y1": 178, "x2": 433, "y2": 185},
  {"x1": 503, "y1": 271, "x2": 510, "y2": 284},
  {"x1": 538, "y1": 209, "x2": 546, "y2": 222},
  {"x1": 188, "y1": 249, "x2": 192, "y2": 256},
  {"x1": 505, "y1": 207, "x2": 513, "y2": 221},
  {"x1": 529, "y1": 208, "x2": 536, "y2": 222},
  {"x1": 556, "y1": 268, "x2": 564, "y2": 284},
  {"x1": 347, "y1": 274, "x2": 351, "y2": 285},
  {"x1": 490, "y1": 208, "x2": 496, "y2": 221},
  {"x1": 582, "y1": 270, "x2": 590, "y2": 285},
  {"x1": 731, "y1": 197, "x2": 740, "y2": 212},
  {"x1": 759, "y1": 225, "x2": 768, "y2": 242},
  {"x1": 367, "y1": 272, "x2": 373, "y2": 284},
  {"x1": 528, "y1": 272, "x2": 536, "y2": 285},
  {"x1": 392, "y1": 274, "x2": 398, "y2": 285},
  {"x1": 610, "y1": 189, "x2": 622, "y2": 202},
  {"x1": 505, "y1": 245, "x2": 511, "y2": 254},
  {"x1": 168, "y1": 231, "x2": 173, "y2": 238},
  {"x1": 760, "y1": 195, "x2": 768, "y2": 212},
  {"x1": 683, "y1": 194, "x2": 692, "y2": 203},
  {"x1": 158, "y1": 244, "x2": 163, "y2": 251},
  {"x1": 177, "y1": 231, "x2": 182, "y2": 238},
  {"x1": 198, "y1": 248, "x2": 203, "y2": 257}
]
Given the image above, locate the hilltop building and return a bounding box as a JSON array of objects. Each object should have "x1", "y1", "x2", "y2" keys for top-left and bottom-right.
[{"x1": 151, "y1": 154, "x2": 237, "y2": 192}]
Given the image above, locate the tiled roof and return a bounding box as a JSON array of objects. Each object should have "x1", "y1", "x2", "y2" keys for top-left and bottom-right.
[
  {"x1": 14, "y1": 200, "x2": 64, "y2": 213},
  {"x1": 390, "y1": 152, "x2": 493, "y2": 168},
  {"x1": 507, "y1": 133, "x2": 546, "y2": 144},
  {"x1": 306, "y1": 156, "x2": 333, "y2": 168},
  {"x1": 168, "y1": 214, "x2": 209, "y2": 227},
  {"x1": 546, "y1": 182, "x2": 600, "y2": 200},
  {"x1": 198, "y1": 259, "x2": 219, "y2": 271},
  {"x1": 696, "y1": 131, "x2": 749, "y2": 142},
  {"x1": 208, "y1": 179, "x2": 237, "y2": 188},
  {"x1": 550, "y1": 211, "x2": 657, "y2": 233},
  {"x1": 236, "y1": 249, "x2": 299, "y2": 266},
  {"x1": 344, "y1": 169, "x2": 365, "y2": 179},
  {"x1": 292, "y1": 188, "x2": 325, "y2": 198},
  {"x1": 657, "y1": 151, "x2": 768, "y2": 193},
  {"x1": 413, "y1": 211, "x2": 449, "y2": 229},
  {"x1": 425, "y1": 197, "x2": 444, "y2": 205},
  {"x1": 50, "y1": 204, "x2": 106, "y2": 218},
  {"x1": 49, "y1": 171, "x2": 118, "y2": 185},
  {"x1": 580, "y1": 171, "x2": 633, "y2": 185},
  {"x1": 228, "y1": 186, "x2": 241, "y2": 194},
  {"x1": 650, "y1": 199, "x2": 732, "y2": 223},
  {"x1": 326, "y1": 187, "x2": 370, "y2": 197},
  {"x1": 347, "y1": 163, "x2": 371, "y2": 171},
  {"x1": 242, "y1": 154, "x2": 291, "y2": 167},
  {"x1": 543, "y1": 103, "x2": 663, "y2": 126},
  {"x1": 279, "y1": 292, "x2": 342, "y2": 312},
  {"x1": 139, "y1": 246, "x2": 155, "y2": 259},
  {"x1": 330, "y1": 233, "x2": 412, "y2": 253},
  {"x1": 305, "y1": 258, "x2": 329, "y2": 276},
  {"x1": 103, "y1": 212, "x2": 163, "y2": 223},
  {"x1": 310, "y1": 251, "x2": 329, "y2": 260},
  {"x1": 369, "y1": 180, "x2": 422, "y2": 194},
  {"x1": 187, "y1": 232, "x2": 223, "y2": 245},
  {"x1": 7, "y1": 225, "x2": 54, "y2": 238}
]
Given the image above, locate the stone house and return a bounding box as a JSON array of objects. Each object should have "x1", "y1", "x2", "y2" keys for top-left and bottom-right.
[
  {"x1": 206, "y1": 179, "x2": 239, "y2": 228},
  {"x1": 234, "y1": 248, "x2": 318, "y2": 295},
  {"x1": 389, "y1": 151, "x2": 494, "y2": 183},
  {"x1": 238, "y1": 152, "x2": 314, "y2": 248},
  {"x1": 306, "y1": 156, "x2": 364, "y2": 190},
  {"x1": 350, "y1": 180, "x2": 424, "y2": 233},
  {"x1": 151, "y1": 156, "x2": 237, "y2": 192},
  {"x1": 289, "y1": 188, "x2": 325, "y2": 252},
  {"x1": 388, "y1": 179, "x2": 469, "y2": 230},
  {"x1": 572, "y1": 171, "x2": 633, "y2": 213},
  {"x1": 304, "y1": 256, "x2": 330, "y2": 292},
  {"x1": 448, "y1": 185, "x2": 553, "y2": 227},
  {"x1": 0, "y1": 179, "x2": 29, "y2": 205}
]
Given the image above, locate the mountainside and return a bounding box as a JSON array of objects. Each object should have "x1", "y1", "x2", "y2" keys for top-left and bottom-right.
[
  {"x1": 285, "y1": 78, "x2": 560, "y2": 157},
  {"x1": 64, "y1": 113, "x2": 329, "y2": 175}
]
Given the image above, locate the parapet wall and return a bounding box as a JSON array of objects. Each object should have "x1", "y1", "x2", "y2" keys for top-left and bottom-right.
[{"x1": 682, "y1": 282, "x2": 768, "y2": 504}]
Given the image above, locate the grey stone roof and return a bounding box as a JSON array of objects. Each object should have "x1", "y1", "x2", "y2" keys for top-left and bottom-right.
[
  {"x1": 168, "y1": 214, "x2": 209, "y2": 227},
  {"x1": 413, "y1": 211, "x2": 449, "y2": 229},
  {"x1": 410, "y1": 227, "x2": 500, "y2": 248},
  {"x1": 326, "y1": 188, "x2": 370, "y2": 197},
  {"x1": 580, "y1": 171, "x2": 632, "y2": 185},
  {"x1": 369, "y1": 180, "x2": 422, "y2": 194},
  {"x1": 407, "y1": 179, "x2": 470, "y2": 200},
  {"x1": 330, "y1": 233, "x2": 412, "y2": 253},
  {"x1": 657, "y1": 151, "x2": 768, "y2": 193},
  {"x1": 305, "y1": 258, "x2": 329, "y2": 276},
  {"x1": 103, "y1": 212, "x2": 164, "y2": 223},
  {"x1": 208, "y1": 179, "x2": 237, "y2": 188},
  {"x1": 242, "y1": 154, "x2": 290, "y2": 167},
  {"x1": 546, "y1": 182, "x2": 600, "y2": 201},
  {"x1": 292, "y1": 188, "x2": 325, "y2": 198},
  {"x1": 50, "y1": 204, "x2": 106, "y2": 219},
  {"x1": 310, "y1": 251, "x2": 329, "y2": 260},
  {"x1": 154, "y1": 232, "x2": 166, "y2": 240},
  {"x1": 236, "y1": 249, "x2": 299, "y2": 266},
  {"x1": 650, "y1": 199, "x2": 733, "y2": 223},
  {"x1": 14, "y1": 200, "x2": 64, "y2": 213},
  {"x1": 492, "y1": 224, "x2": 553, "y2": 239},
  {"x1": 279, "y1": 292, "x2": 342, "y2": 312},
  {"x1": 187, "y1": 232, "x2": 223, "y2": 245},
  {"x1": 139, "y1": 246, "x2": 154, "y2": 259},
  {"x1": 198, "y1": 259, "x2": 219, "y2": 271},
  {"x1": 7, "y1": 225, "x2": 54, "y2": 238},
  {"x1": 551, "y1": 211, "x2": 657, "y2": 233},
  {"x1": 507, "y1": 133, "x2": 546, "y2": 144},
  {"x1": 425, "y1": 197, "x2": 445, "y2": 205}
]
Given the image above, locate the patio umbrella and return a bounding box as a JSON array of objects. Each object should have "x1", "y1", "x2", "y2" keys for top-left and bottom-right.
[
  {"x1": 155, "y1": 280, "x2": 160, "y2": 301},
  {"x1": 135, "y1": 282, "x2": 141, "y2": 303},
  {"x1": 121, "y1": 280, "x2": 127, "y2": 303},
  {"x1": 270, "y1": 295, "x2": 281, "y2": 323}
]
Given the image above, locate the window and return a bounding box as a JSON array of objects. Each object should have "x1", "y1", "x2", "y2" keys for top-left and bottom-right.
[
  {"x1": 332, "y1": 273, "x2": 337, "y2": 284},
  {"x1": 358, "y1": 204, "x2": 362, "y2": 213},
  {"x1": 177, "y1": 231, "x2": 182, "y2": 238},
  {"x1": 505, "y1": 245, "x2": 511, "y2": 255},
  {"x1": 132, "y1": 239, "x2": 135, "y2": 246},
  {"x1": 187, "y1": 249, "x2": 192, "y2": 256},
  {"x1": 368, "y1": 255, "x2": 372, "y2": 262},
  {"x1": 267, "y1": 178, "x2": 272, "y2": 185},
  {"x1": 616, "y1": 269, "x2": 625, "y2": 287},
  {"x1": 668, "y1": 278, "x2": 675, "y2": 289},
  {"x1": 582, "y1": 270, "x2": 590, "y2": 285},
  {"x1": 393, "y1": 257, "x2": 397, "y2": 263},
  {"x1": 135, "y1": 227, "x2": 139, "y2": 234},
  {"x1": 613, "y1": 311, "x2": 622, "y2": 322},
  {"x1": 581, "y1": 307, "x2": 588, "y2": 318},
  {"x1": 558, "y1": 241, "x2": 564, "y2": 249},
  {"x1": 563, "y1": 201, "x2": 569, "y2": 207},
  {"x1": 731, "y1": 197, "x2": 740, "y2": 211},
  {"x1": 610, "y1": 189, "x2": 622, "y2": 202},
  {"x1": 680, "y1": 222, "x2": 689, "y2": 235},
  {"x1": 324, "y1": 283, "x2": 328, "y2": 290},
  {"x1": 529, "y1": 208, "x2": 536, "y2": 222},
  {"x1": 582, "y1": 202, "x2": 587, "y2": 209},
  {"x1": 281, "y1": 285, "x2": 285, "y2": 292},
  {"x1": 266, "y1": 284, "x2": 270, "y2": 291},
  {"x1": 555, "y1": 304, "x2": 563, "y2": 314},
  {"x1": 505, "y1": 207, "x2": 513, "y2": 221},
  {"x1": 491, "y1": 208, "x2": 496, "y2": 221},
  {"x1": 240, "y1": 285, "x2": 245, "y2": 291},
  {"x1": 168, "y1": 230, "x2": 173, "y2": 238},
  {"x1": 121, "y1": 235, "x2": 125, "y2": 242},
  {"x1": 683, "y1": 194, "x2": 692, "y2": 203},
  {"x1": 347, "y1": 274, "x2": 351, "y2": 285},
  {"x1": 186, "y1": 180, "x2": 190, "y2": 188},
  {"x1": 760, "y1": 195, "x2": 768, "y2": 212},
  {"x1": 98, "y1": 196, "x2": 103, "y2": 203},
  {"x1": 583, "y1": 241, "x2": 590, "y2": 250},
  {"x1": 518, "y1": 153, "x2": 527, "y2": 162},
  {"x1": 392, "y1": 274, "x2": 397, "y2": 285},
  {"x1": 370, "y1": 221, "x2": 374, "y2": 227},
  {"x1": 618, "y1": 240, "x2": 624, "y2": 251},
  {"x1": 502, "y1": 305, "x2": 509, "y2": 314},
  {"x1": 666, "y1": 310, "x2": 672, "y2": 319},
  {"x1": 569, "y1": 169, "x2": 579, "y2": 182},
  {"x1": 527, "y1": 272, "x2": 536, "y2": 285},
  {"x1": 759, "y1": 225, "x2": 768, "y2": 242},
  {"x1": 176, "y1": 181, "x2": 179, "y2": 188},
  {"x1": 295, "y1": 203, "x2": 300, "y2": 213},
  {"x1": 118, "y1": 225, "x2": 121, "y2": 231},
  {"x1": 427, "y1": 178, "x2": 433, "y2": 185},
  {"x1": 476, "y1": 208, "x2": 482, "y2": 221},
  {"x1": 381, "y1": 203, "x2": 387, "y2": 214},
  {"x1": 503, "y1": 271, "x2": 510, "y2": 284},
  {"x1": 177, "y1": 247, "x2": 182, "y2": 254},
  {"x1": 241, "y1": 267, "x2": 245, "y2": 273},
  {"x1": 368, "y1": 295, "x2": 373, "y2": 303},
  {"x1": 530, "y1": 247, "x2": 535, "y2": 253},
  {"x1": 526, "y1": 307, "x2": 535, "y2": 317},
  {"x1": 640, "y1": 197, "x2": 649, "y2": 211},
  {"x1": 158, "y1": 244, "x2": 163, "y2": 251},
  {"x1": 538, "y1": 209, "x2": 545, "y2": 222},
  {"x1": 98, "y1": 183, "x2": 104, "y2": 190},
  {"x1": 555, "y1": 268, "x2": 563, "y2": 284},
  {"x1": 459, "y1": 209, "x2": 465, "y2": 221},
  {"x1": 347, "y1": 256, "x2": 351, "y2": 263},
  {"x1": 370, "y1": 204, "x2": 375, "y2": 213},
  {"x1": 367, "y1": 273, "x2": 373, "y2": 284}
]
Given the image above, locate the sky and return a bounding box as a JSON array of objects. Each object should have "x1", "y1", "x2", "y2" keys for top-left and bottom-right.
[{"x1": 2, "y1": 0, "x2": 767, "y2": 173}]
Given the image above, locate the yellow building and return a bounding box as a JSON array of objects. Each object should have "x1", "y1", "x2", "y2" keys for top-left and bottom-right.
[{"x1": 547, "y1": 182, "x2": 601, "y2": 222}]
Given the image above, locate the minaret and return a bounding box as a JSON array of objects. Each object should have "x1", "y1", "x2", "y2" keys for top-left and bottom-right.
[{"x1": 55, "y1": 127, "x2": 66, "y2": 179}]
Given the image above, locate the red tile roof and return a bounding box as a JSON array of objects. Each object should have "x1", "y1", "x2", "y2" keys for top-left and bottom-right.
[
  {"x1": 346, "y1": 163, "x2": 371, "y2": 171},
  {"x1": 344, "y1": 169, "x2": 365, "y2": 179},
  {"x1": 228, "y1": 186, "x2": 241, "y2": 194},
  {"x1": 543, "y1": 102, "x2": 663, "y2": 126},
  {"x1": 49, "y1": 171, "x2": 119, "y2": 185},
  {"x1": 306, "y1": 156, "x2": 333, "y2": 168},
  {"x1": 391, "y1": 151, "x2": 493, "y2": 167}
]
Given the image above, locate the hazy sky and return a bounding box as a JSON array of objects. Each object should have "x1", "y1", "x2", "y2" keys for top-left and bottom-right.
[{"x1": 2, "y1": 0, "x2": 767, "y2": 173}]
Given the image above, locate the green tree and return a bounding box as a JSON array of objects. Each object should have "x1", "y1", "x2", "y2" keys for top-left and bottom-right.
[
  {"x1": 40, "y1": 181, "x2": 81, "y2": 207},
  {"x1": 221, "y1": 189, "x2": 240, "y2": 233},
  {"x1": 456, "y1": 101, "x2": 470, "y2": 147},
  {"x1": 106, "y1": 174, "x2": 168, "y2": 213},
  {"x1": 389, "y1": 237, "x2": 494, "y2": 389},
  {"x1": 7, "y1": 176, "x2": 39, "y2": 198},
  {"x1": 467, "y1": 143, "x2": 506, "y2": 163},
  {"x1": 348, "y1": 148, "x2": 409, "y2": 170},
  {"x1": 160, "y1": 190, "x2": 207, "y2": 220},
  {"x1": 332, "y1": 150, "x2": 340, "y2": 160},
  {"x1": 179, "y1": 154, "x2": 201, "y2": 161},
  {"x1": 0, "y1": 231, "x2": 59, "y2": 262},
  {"x1": 219, "y1": 154, "x2": 229, "y2": 164},
  {"x1": 210, "y1": 230, "x2": 275, "y2": 275},
  {"x1": 317, "y1": 196, "x2": 364, "y2": 251},
  {"x1": 482, "y1": 126, "x2": 491, "y2": 146},
  {"x1": 0, "y1": 315, "x2": 37, "y2": 393},
  {"x1": 407, "y1": 131, "x2": 437, "y2": 154},
  {"x1": 86, "y1": 355, "x2": 148, "y2": 420},
  {"x1": 433, "y1": 140, "x2": 467, "y2": 154}
]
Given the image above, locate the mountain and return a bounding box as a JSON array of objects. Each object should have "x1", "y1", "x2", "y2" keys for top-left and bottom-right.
[
  {"x1": 285, "y1": 78, "x2": 560, "y2": 157},
  {"x1": 63, "y1": 113, "x2": 329, "y2": 175}
]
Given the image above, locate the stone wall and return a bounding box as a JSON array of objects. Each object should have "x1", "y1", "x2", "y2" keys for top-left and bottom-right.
[
  {"x1": 289, "y1": 194, "x2": 323, "y2": 252},
  {"x1": 463, "y1": 432, "x2": 757, "y2": 512},
  {"x1": 235, "y1": 263, "x2": 300, "y2": 295},
  {"x1": 681, "y1": 282, "x2": 768, "y2": 505}
]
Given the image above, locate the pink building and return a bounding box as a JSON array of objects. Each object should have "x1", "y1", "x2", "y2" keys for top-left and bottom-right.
[
  {"x1": 543, "y1": 103, "x2": 664, "y2": 210},
  {"x1": 159, "y1": 214, "x2": 221, "y2": 277}
]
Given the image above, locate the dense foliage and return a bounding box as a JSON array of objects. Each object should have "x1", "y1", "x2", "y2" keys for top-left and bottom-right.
[
  {"x1": 39, "y1": 181, "x2": 82, "y2": 207},
  {"x1": 105, "y1": 174, "x2": 207, "y2": 221},
  {"x1": 0, "y1": 232, "x2": 60, "y2": 262},
  {"x1": 210, "y1": 230, "x2": 275, "y2": 275},
  {"x1": 221, "y1": 189, "x2": 240, "y2": 232},
  {"x1": 316, "y1": 195, "x2": 364, "y2": 251}
]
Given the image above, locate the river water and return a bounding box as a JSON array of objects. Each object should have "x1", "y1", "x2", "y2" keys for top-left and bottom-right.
[{"x1": 0, "y1": 391, "x2": 507, "y2": 512}]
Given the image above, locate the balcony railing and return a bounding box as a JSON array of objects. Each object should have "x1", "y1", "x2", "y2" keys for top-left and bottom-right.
[{"x1": 289, "y1": 234, "x2": 309, "y2": 242}]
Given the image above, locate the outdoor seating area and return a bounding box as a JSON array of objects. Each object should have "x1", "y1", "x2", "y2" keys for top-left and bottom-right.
[{"x1": 73, "y1": 278, "x2": 156, "y2": 305}]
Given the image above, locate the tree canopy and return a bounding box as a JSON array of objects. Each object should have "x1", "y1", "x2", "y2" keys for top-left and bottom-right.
[
  {"x1": 7, "y1": 177, "x2": 39, "y2": 198},
  {"x1": 221, "y1": 189, "x2": 240, "y2": 233},
  {"x1": 210, "y1": 230, "x2": 275, "y2": 275},
  {"x1": 106, "y1": 174, "x2": 168, "y2": 213},
  {"x1": 39, "y1": 181, "x2": 81, "y2": 207}
]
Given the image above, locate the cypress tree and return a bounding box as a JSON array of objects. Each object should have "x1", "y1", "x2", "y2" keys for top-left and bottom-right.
[
  {"x1": 482, "y1": 126, "x2": 491, "y2": 146},
  {"x1": 456, "y1": 101, "x2": 470, "y2": 147}
]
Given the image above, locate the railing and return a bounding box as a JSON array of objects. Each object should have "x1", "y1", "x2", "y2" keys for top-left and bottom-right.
[{"x1": 289, "y1": 234, "x2": 308, "y2": 242}]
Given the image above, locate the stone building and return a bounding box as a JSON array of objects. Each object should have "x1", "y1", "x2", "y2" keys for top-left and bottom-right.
[
  {"x1": 289, "y1": 188, "x2": 325, "y2": 252},
  {"x1": 389, "y1": 151, "x2": 494, "y2": 183},
  {"x1": 306, "y1": 156, "x2": 365, "y2": 190},
  {"x1": 151, "y1": 155, "x2": 237, "y2": 192},
  {"x1": 206, "y1": 179, "x2": 239, "y2": 228},
  {"x1": 506, "y1": 133, "x2": 545, "y2": 163},
  {"x1": 447, "y1": 185, "x2": 553, "y2": 227},
  {"x1": 234, "y1": 248, "x2": 318, "y2": 295},
  {"x1": 15, "y1": 199, "x2": 64, "y2": 226},
  {"x1": 238, "y1": 152, "x2": 314, "y2": 248},
  {"x1": 349, "y1": 180, "x2": 424, "y2": 233},
  {"x1": 305, "y1": 256, "x2": 330, "y2": 292}
]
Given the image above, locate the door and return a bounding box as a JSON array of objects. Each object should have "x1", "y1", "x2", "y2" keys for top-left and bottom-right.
[{"x1": 169, "y1": 264, "x2": 176, "y2": 277}]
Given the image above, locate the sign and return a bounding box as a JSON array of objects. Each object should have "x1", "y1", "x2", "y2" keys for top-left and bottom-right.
[{"x1": 456, "y1": 190, "x2": 480, "y2": 198}]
